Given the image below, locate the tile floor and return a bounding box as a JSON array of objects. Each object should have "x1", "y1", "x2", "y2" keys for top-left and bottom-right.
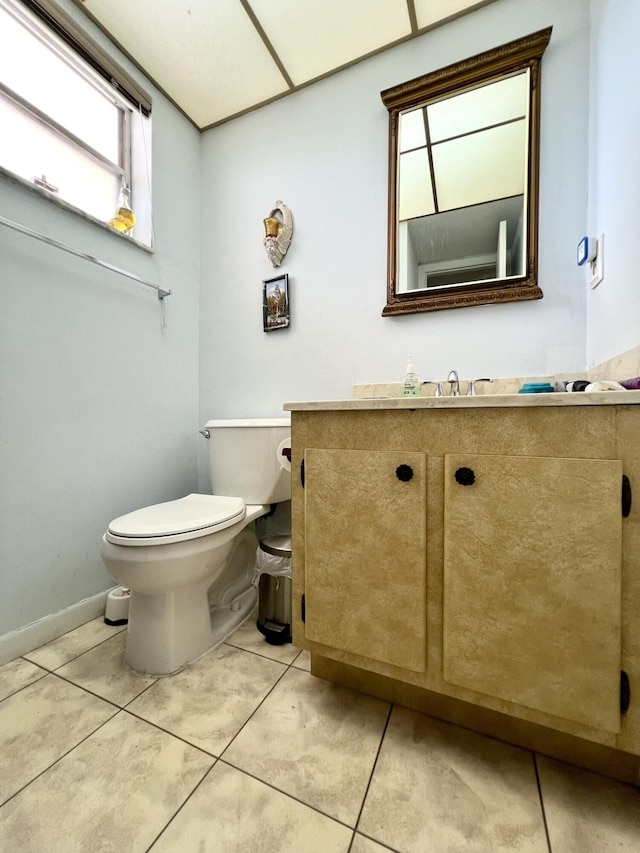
[{"x1": 1, "y1": 615, "x2": 640, "y2": 852}]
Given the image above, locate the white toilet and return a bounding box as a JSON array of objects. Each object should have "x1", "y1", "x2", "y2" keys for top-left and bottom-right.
[{"x1": 100, "y1": 418, "x2": 291, "y2": 676}]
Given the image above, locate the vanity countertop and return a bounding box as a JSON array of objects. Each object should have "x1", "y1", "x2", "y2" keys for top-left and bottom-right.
[{"x1": 284, "y1": 390, "x2": 640, "y2": 412}]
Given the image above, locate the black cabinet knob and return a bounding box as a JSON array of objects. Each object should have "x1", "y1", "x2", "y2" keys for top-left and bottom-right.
[
  {"x1": 396, "y1": 464, "x2": 414, "y2": 482},
  {"x1": 455, "y1": 466, "x2": 475, "y2": 486}
]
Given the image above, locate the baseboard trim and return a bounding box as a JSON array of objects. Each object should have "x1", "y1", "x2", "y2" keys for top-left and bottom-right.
[{"x1": 0, "y1": 589, "x2": 113, "y2": 665}]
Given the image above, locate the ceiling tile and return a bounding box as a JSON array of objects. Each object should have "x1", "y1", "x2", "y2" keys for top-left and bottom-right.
[
  {"x1": 77, "y1": 1, "x2": 497, "y2": 128},
  {"x1": 83, "y1": 0, "x2": 289, "y2": 127},
  {"x1": 414, "y1": 0, "x2": 496, "y2": 30},
  {"x1": 249, "y1": 0, "x2": 412, "y2": 85}
]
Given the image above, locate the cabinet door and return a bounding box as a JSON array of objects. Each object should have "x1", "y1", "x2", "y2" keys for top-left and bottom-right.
[
  {"x1": 443, "y1": 453, "x2": 622, "y2": 733},
  {"x1": 304, "y1": 448, "x2": 427, "y2": 672}
]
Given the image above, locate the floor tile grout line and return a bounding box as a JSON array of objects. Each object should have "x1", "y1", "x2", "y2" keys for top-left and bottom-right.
[
  {"x1": 352, "y1": 831, "x2": 400, "y2": 853},
  {"x1": 121, "y1": 694, "x2": 350, "y2": 818},
  {"x1": 4, "y1": 638, "x2": 364, "y2": 843},
  {"x1": 213, "y1": 656, "x2": 364, "y2": 830},
  {"x1": 6, "y1": 669, "x2": 124, "y2": 716},
  {"x1": 214, "y1": 655, "x2": 297, "y2": 760},
  {"x1": 121, "y1": 705, "x2": 227, "y2": 760},
  {"x1": 49, "y1": 669, "x2": 150, "y2": 712},
  {"x1": 132, "y1": 648, "x2": 387, "y2": 833},
  {"x1": 0, "y1": 697, "x2": 217, "y2": 820},
  {"x1": 1, "y1": 680, "x2": 216, "y2": 851},
  {"x1": 533, "y1": 752, "x2": 553, "y2": 853},
  {"x1": 143, "y1": 758, "x2": 219, "y2": 853},
  {"x1": 118, "y1": 653, "x2": 360, "y2": 831},
  {"x1": 215, "y1": 756, "x2": 358, "y2": 833},
  {"x1": 347, "y1": 701, "x2": 395, "y2": 852},
  {"x1": 118, "y1": 665, "x2": 359, "y2": 839},
  {"x1": 223, "y1": 638, "x2": 303, "y2": 667},
  {"x1": 19, "y1": 634, "x2": 163, "y2": 711},
  {"x1": 119, "y1": 671, "x2": 163, "y2": 708},
  {"x1": 0, "y1": 702, "x2": 121, "y2": 811},
  {"x1": 118, "y1": 652, "x2": 300, "y2": 756},
  {"x1": 8, "y1": 627, "x2": 300, "y2": 711},
  {"x1": 21, "y1": 625, "x2": 127, "y2": 675},
  {"x1": 7, "y1": 632, "x2": 493, "y2": 851},
  {"x1": 0, "y1": 668, "x2": 49, "y2": 705},
  {"x1": 8, "y1": 627, "x2": 637, "y2": 852},
  {"x1": 41, "y1": 641, "x2": 300, "y2": 755}
]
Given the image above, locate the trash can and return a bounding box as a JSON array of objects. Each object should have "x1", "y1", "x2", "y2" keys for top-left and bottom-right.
[{"x1": 254, "y1": 534, "x2": 292, "y2": 645}]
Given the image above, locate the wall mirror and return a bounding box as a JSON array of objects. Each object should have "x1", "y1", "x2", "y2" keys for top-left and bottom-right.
[{"x1": 381, "y1": 28, "x2": 552, "y2": 315}]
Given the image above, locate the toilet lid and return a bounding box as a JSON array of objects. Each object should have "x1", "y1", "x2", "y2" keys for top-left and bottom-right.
[{"x1": 107, "y1": 493, "x2": 245, "y2": 541}]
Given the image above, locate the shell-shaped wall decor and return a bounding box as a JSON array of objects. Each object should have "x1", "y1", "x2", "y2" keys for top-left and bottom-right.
[{"x1": 263, "y1": 201, "x2": 293, "y2": 267}]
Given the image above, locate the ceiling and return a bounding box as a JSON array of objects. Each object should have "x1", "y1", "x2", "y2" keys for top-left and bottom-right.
[{"x1": 74, "y1": 0, "x2": 496, "y2": 131}]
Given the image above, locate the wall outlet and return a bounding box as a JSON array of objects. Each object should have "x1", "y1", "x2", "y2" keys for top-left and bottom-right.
[{"x1": 590, "y1": 234, "x2": 604, "y2": 288}]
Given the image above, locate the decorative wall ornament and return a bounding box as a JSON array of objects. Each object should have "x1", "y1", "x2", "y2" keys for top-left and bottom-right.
[{"x1": 263, "y1": 201, "x2": 293, "y2": 267}]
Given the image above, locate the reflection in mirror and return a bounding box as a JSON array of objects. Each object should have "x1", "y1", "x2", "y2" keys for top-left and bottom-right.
[
  {"x1": 382, "y1": 28, "x2": 551, "y2": 315},
  {"x1": 398, "y1": 73, "x2": 528, "y2": 289}
]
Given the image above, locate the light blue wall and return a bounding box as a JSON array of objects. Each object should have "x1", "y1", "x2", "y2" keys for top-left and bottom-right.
[
  {"x1": 0, "y1": 0, "x2": 202, "y2": 636},
  {"x1": 3, "y1": 0, "x2": 635, "y2": 640},
  {"x1": 198, "y1": 0, "x2": 591, "y2": 443},
  {"x1": 587, "y1": 0, "x2": 640, "y2": 367}
]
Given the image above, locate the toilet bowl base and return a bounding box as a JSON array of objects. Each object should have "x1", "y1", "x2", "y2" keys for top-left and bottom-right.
[{"x1": 124, "y1": 583, "x2": 258, "y2": 676}]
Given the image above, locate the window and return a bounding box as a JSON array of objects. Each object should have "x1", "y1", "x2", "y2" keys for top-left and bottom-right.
[{"x1": 0, "y1": 0, "x2": 152, "y2": 245}]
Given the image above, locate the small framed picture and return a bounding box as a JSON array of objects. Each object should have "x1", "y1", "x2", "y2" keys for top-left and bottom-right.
[{"x1": 263, "y1": 274, "x2": 290, "y2": 332}]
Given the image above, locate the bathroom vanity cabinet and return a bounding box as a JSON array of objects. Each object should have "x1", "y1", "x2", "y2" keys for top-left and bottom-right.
[{"x1": 286, "y1": 395, "x2": 640, "y2": 782}]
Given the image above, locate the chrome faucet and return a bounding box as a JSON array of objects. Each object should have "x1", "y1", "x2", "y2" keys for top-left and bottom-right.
[
  {"x1": 467, "y1": 378, "x2": 492, "y2": 396},
  {"x1": 424, "y1": 373, "x2": 492, "y2": 397},
  {"x1": 422, "y1": 380, "x2": 444, "y2": 396}
]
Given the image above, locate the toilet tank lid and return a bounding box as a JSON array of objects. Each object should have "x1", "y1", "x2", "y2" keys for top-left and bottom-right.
[
  {"x1": 204, "y1": 418, "x2": 290, "y2": 429},
  {"x1": 107, "y1": 494, "x2": 245, "y2": 538}
]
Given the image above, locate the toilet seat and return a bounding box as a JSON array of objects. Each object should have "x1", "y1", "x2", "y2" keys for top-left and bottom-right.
[{"x1": 105, "y1": 493, "x2": 246, "y2": 546}]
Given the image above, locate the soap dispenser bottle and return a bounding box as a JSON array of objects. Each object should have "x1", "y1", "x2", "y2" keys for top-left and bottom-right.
[{"x1": 403, "y1": 355, "x2": 420, "y2": 397}]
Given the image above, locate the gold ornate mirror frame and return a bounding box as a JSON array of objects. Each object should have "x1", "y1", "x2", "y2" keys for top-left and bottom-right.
[{"x1": 381, "y1": 27, "x2": 552, "y2": 316}]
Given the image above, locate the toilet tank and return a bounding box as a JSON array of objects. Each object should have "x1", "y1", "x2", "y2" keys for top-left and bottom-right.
[{"x1": 205, "y1": 418, "x2": 291, "y2": 505}]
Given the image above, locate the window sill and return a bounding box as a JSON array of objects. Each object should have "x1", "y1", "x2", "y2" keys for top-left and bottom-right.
[{"x1": 0, "y1": 166, "x2": 154, "y2": 254}]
